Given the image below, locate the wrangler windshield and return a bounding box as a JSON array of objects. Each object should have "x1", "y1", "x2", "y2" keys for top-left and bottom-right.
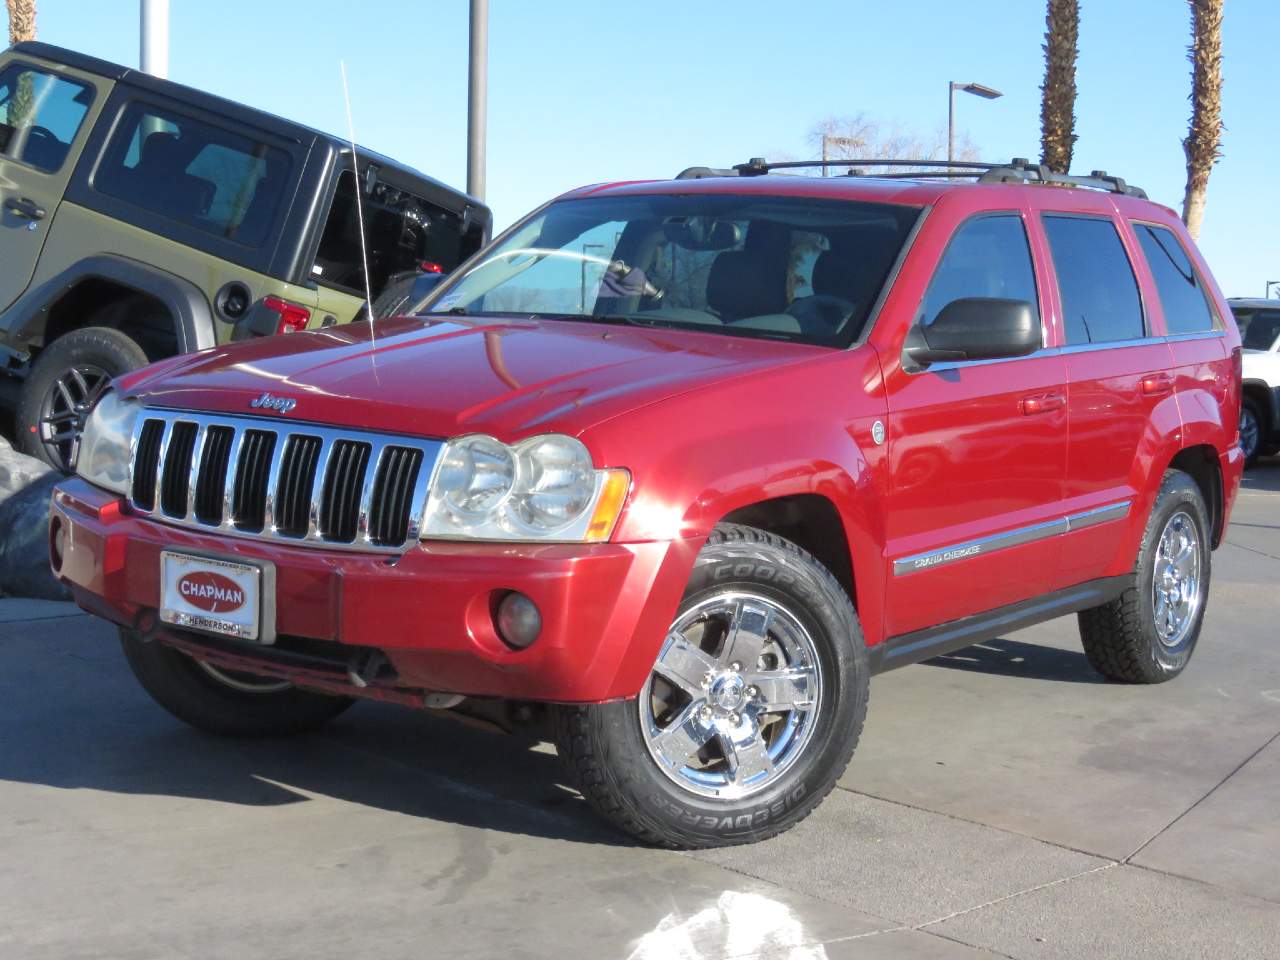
[{"x1": 423, "y1": 194, "x2": 921, "y2": 346}]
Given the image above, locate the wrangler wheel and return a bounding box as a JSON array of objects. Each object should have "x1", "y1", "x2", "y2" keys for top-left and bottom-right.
[{"x1": 554, "y1": 523, "x2": 868, "y2": 848}]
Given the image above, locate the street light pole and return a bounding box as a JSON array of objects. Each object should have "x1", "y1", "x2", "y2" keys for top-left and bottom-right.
[
  {"x1": 140, "y1": 0, "x2": 169, "y2": 79},
  {"x1": 948, "y1": 80, "x2": 1003, "y2": 164},
  {"x1": 467, "y1": 0, "x2": 488, "y2": 201}
]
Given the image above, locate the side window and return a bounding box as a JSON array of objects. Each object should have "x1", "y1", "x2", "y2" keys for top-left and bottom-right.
[
  {"x1": 1042, "y1": 215, "x2": 1145, "y2": 344},
  {"x1": 1133, "y1": 223, "x2": 1217, "y2": 335},
  {"x1": 94, "y1": 102, "x2": 290, "y2": 247},
  {"x1": 919, "y1": 214, "x2": 1039, "y2": 327},
  {"x1": 0, "y1": 64, "x2": 94, "y2": 173}
]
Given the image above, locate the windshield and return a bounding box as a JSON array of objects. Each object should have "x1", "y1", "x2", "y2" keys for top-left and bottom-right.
[
  {"x1": 422, "y1": 193, "x2": 921, "y2": 346},
  {"x1": 1233, "y1": 308, "x2": 1280, "y2": 351}
]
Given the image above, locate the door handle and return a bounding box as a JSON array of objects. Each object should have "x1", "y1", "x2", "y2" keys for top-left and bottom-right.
[
  {"x1": 4, "y1": 197, "x2": 46, "y2": 221},
  {"x1": 1140, "y1": 373, "x2": 1173, "y2": 396},
  {"x1": 1020, "y1": 392, "x2": 1065, "y2": 416}
]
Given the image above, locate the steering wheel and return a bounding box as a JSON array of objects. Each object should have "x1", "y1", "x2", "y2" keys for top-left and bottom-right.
[{"x1": 787, "y1": 294, "x2": 856, "y2": 334}]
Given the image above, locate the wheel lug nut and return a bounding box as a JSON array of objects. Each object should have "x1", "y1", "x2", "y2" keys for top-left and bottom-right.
[
  {"x1": 730, "y1": 662, "x2": 741, "y2": 672},
  {"x1": 730, "y1": 712, "x2": 740, "y2": 724},
  {"x1": 747, "y1": 686, "x2": 758, "y2": 698}
]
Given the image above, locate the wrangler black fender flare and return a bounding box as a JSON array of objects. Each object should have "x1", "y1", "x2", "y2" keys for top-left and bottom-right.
[{"x1": 6, "y1": 254, "x2": 216, "y2": 356}]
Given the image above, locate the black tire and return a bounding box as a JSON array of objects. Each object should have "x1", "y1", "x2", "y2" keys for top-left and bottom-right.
[
  {"x1": 554, "y1": 523, "x2": 868, "y2": 849},
  {"x1": 16, "y1": 326, "x2": 149, "y2": 472},
  {"x1": 1077, "y1": 470, "x2": 1211, "y2": 683},
  {"x1": 1240, "y1": 398, "x2": 1264, "y2": 468},
  {"x1": 120, "y1": 629, "x2": 354, "y2": 737}
]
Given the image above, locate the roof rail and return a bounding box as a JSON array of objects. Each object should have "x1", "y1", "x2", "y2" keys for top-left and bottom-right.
[{"x1": 675, "y1": 157, "x2": 1147, "y2": 199}]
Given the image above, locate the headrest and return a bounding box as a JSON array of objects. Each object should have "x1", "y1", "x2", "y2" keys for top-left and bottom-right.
[
  {"x1": 138, "y1": 132, "x2": 191, "y2": 171},
  {"x1": 707, "y1": 251, "x2": 788, "y2": 320}
]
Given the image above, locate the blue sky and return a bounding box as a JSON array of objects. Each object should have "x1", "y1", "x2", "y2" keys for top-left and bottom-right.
[{"x1": 17, "y1": 0, "x2": 1279, "y2": 298}]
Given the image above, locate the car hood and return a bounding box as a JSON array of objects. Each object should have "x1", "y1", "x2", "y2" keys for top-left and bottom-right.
[{"x1": 120, "y1": 315, "x2": 823, "y2": 440}]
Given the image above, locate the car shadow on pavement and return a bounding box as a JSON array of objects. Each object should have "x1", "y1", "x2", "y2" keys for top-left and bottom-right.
[
  {"x1": 923, "y1": 638, "x2": 1106, "y2": 684},
  {"x1": 1242, "y1": 457, "x2": 1280, "y2": 493},
  {"x1": 0, "y1": 644, "x2": 634, "y2": 846}
]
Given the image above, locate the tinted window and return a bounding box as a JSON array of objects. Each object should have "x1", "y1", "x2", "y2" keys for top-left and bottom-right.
[
  {"x1": 1234, "y1": 309, "x2": 1280, "y2": 351},
  {"x1": 0, "y1": 64, "x2": 93, "y2": 172},
  {"x1": 1043, "y1": 215, "x2": 1144, "y2": 344},
  {"x1": 1134, "y1": 224, "x2": 1216, "y2": 334},
  {"x1": 95, "y1": 103, "x2": 290, "y2": 247},
  {"x1": 919, "y1": 214, "x2": 1039, "y2": 327}
]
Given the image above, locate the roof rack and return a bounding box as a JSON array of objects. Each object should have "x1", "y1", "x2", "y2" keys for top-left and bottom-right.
[{"x1": 674, "y1": 157, "x2": 1147, "y2": 199}]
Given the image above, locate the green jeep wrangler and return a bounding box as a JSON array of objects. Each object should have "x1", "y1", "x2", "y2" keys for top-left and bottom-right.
[{"x1": 0, "y1": 41, "x2": 490, "y2": 470}]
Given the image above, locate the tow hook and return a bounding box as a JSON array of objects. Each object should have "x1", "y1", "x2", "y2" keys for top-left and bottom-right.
[{"x1": 346, "y1": 649, "x2": 391, "y2": 688}]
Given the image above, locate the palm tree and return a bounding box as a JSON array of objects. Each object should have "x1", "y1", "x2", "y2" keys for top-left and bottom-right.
[
  {"x1": 6, "y1": 0, "x2": 37, "y2": 45},
  {"x1": 1182, "y1": 0, "x2": 1224, "y2": 240},
  {"x1": 1039, "y1": 0, "x2": 1079, "y2": 174}
]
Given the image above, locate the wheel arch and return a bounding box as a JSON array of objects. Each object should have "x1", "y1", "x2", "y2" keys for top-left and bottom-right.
[
  {"x1": 8, "y1": 255, "x2": 216, "y2": 359},
  {"x1": 1241, "y1": 378, "x2": 1277, "y2": 437},
  {"x1": 1167, "y1": 444, "x2": 1224, "y2": 548}
]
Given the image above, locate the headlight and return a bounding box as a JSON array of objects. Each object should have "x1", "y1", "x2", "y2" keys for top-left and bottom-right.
[
  {"x1": 422, "y1": 433, "x2": 629, "y2": 542},
  {"x1": 76, "y1": 390, "x2": 141, "y2": 496}
]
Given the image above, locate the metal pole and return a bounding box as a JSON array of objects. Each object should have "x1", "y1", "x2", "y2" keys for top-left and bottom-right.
[
  {"x1": 822, "y1": 134, "x2": 829, "y2": 178},
  {"x1": 947, "y1": 82, "x2": 955, "y2": 165},
  {"x1": 140, "y1": 0, "x2": 170, "y2": 79},
  {"x1": 467, "y1": 0, "x2": 488, "y2": 201}
]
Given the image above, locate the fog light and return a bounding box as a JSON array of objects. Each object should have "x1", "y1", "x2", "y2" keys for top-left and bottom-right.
[{"x1": 495, "y1": 591, "x2": 541, "y2": 649}]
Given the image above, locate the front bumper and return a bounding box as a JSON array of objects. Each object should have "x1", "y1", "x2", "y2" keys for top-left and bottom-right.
[{"x1": 50, "y1": 478, "x2": 697, "y2": 703}]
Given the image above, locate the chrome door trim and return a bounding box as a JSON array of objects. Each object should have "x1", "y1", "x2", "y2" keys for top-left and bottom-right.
[{"x1": 893, "y1": 500, "x2": 1132, "y2": 576}]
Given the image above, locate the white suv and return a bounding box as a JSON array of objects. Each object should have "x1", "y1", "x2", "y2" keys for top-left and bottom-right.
[{"x1": 1230, "y1": 298, "x2": 1280, "y2": 465}]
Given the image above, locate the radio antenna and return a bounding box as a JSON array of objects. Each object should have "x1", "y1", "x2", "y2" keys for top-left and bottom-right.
[{"x1": 339, "y1": 60, "x2": 378, "y2": 365}]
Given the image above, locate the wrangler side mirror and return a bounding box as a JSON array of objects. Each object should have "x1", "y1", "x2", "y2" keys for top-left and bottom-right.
[{"x1": 904, "y1": 297, "x2": 1040, "y2": 367}]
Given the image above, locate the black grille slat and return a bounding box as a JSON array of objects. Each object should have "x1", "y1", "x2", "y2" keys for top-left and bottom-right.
[
  {"x1": 129, "y1": 412, "x2": 430, "y2": 552},
  {"x1": 319, "y1": 440, "x2": 370, "y2": 543},
  {"x1": 232, "y1": 430, "x2": 276, "y2": 532},
  {"x1": 369, "y1": 446, "x2": 423, "y2": 545},
  {"x1": 275, "y1": 435, "x2": 322, "y2": 537},
  {"x1": 160, "y1": 422, "x2": 198, "y2": 516},
  {"x1": 194, "y1": 426, "x2": 235, "y2": 524},
  {"x1": 132, "y1": 419, "x2": 165, "y2": 510}
]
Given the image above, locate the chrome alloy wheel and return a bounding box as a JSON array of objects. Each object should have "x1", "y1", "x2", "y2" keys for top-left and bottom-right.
[
  {"x1": 1151, "y1": 510, "x2": 1202, "y2": 648},
  {"x1": 1239, "y1": 406, "x2": 1260, "y2": 461},
  {"x1": 639, "y1": 591, "x2": 822, "y2": 800},
  {"x1": 38, "y1": 362, "x2": 110, "y2": 472},
  {"x1": 196, "y1": 660, "x2": 292, "y2": 694}
]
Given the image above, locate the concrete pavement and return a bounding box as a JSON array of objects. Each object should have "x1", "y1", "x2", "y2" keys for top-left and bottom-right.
[{"x1": 2, "y1": 463, "x2": 1278, "y2": 959}]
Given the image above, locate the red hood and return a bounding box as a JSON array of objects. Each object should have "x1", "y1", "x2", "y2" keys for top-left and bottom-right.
[{"x1": 119, "y1": 316, "x2": 822, "y2": 440}]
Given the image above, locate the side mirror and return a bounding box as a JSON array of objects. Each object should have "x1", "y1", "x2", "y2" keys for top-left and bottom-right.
[{"x1": 905, "y1": 297, "x2": 1040, "y2": 367}]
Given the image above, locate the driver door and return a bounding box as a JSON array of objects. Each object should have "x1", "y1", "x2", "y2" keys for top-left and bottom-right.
[
  {"x1": 0, "y1": 59, "x2": 103, "y2": 314},
  {"x1": 875, "y1": 211, "x2": 1069, "y2": 637}
]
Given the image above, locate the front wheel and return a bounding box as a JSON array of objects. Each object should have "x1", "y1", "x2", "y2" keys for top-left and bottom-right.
[
  {"x1": 1239, "y1": 399, "x2": 1263, "y2": 467},
  {"x1": 1078, "y1": 470, "x2": 1211, "y2": 683},
  {"x1": 120, "y1": 629, "x2": 354, "y2": 737},
  {"x1": 555, "y1": 524, "x2": 868, "y2": 848}
]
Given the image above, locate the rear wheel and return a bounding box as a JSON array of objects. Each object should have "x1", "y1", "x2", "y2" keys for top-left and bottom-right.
[
  {"x1": 1077, "y1": 470, "x2": 1211, "y2": 683},
  {"x1": 16, "y1": 327, "x2": 149, "y2": 472},
  {"x1": 120, "y1": 629, "x2": 354, "y2": 737},
  {"x1": 554, "y1": 523, "x2": 868, "y2": 848}
]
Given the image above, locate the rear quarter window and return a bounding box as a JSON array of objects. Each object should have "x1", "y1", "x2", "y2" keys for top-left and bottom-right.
[
  {"x1": 94, "y1": 102, "x2": 290, "y2": 248},
  {"x1": 1043, "y1": 215, "x2": 1145, "y2": 345},
  {"x1": 1133, "y1": 223, "x2": 1217, "y2": 335}
]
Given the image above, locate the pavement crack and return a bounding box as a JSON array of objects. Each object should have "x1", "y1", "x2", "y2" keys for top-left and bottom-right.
[
  {"x1": 1123, "y1": 725, "x2": 1280, "y2": 864},
  {"x1": 914, "y1": 861, "x2": 1119, "y2": 930},
  {"x1": 1223, "y1": 539, "x2": 1280, "y2": 563}
]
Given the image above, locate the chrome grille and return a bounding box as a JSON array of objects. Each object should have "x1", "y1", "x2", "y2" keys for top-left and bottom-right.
[{"x1": 129, "y1": 410, "x2": 442, "y2": 552}]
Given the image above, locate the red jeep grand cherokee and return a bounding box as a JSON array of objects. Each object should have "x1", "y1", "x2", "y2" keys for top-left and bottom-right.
[{"x1": 51, "y1": 158, "x2": 1243, "y2": 848}]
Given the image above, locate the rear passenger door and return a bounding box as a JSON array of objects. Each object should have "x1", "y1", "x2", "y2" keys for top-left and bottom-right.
[
  {"x1": 878, "y1": 212, "x2": 1068, "y2": 637},
  {"x1": 1039, "y1": 213, "x2": 1178, "y2": 584}
]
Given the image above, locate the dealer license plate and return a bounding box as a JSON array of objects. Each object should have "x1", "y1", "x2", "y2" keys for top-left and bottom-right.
[{"x1": 159, "y1": 552, "x2": 262, "y2": 641}]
